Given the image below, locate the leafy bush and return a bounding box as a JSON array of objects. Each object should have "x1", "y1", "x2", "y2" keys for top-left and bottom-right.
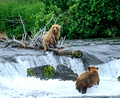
[
  {"x1": 64, "y1": 0, "x2": 120, "y2": 39},
  {"x1": 0, "y1": 0, "x2": 120, "y2": 39}
]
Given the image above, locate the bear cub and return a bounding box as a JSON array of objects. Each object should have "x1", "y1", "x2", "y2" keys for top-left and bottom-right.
[{"x1": 76, "y1": 66, "x2": 100, "y2": 94}]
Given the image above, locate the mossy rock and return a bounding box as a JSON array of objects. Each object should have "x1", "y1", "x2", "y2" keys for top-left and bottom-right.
[
  {"x1": 117, "y1": 76, "x2": 120, "y2": 81},
  {"x1": 71, "y1": 50, "x2": 83, "y2": 58},
  {"x1": 53, "y1": 64, "x2": 78, "y2": 81},
  {"x1": 27, "y1": 65, "x2": 55, "y2": 80},
  {"x1": 43, "y1": 65, "x2": 55, "y2": 78},
  {"x1": 27, "y1": 68, "x2": 35, "y2": 77},
  {"x1": 27, "y1": 64, "x2": 78, "y2": 81}
]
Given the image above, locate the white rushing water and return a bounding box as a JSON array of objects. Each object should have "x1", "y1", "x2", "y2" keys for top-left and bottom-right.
[{"x1": 0, "y1": 52, "x2": 120, "y2": 98}]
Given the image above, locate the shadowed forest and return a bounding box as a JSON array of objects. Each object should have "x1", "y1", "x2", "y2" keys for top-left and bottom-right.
[{"x1": 0, "y1": 0, "x2": 120, "y2": 39}]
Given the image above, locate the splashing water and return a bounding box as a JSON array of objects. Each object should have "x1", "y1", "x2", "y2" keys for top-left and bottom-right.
[
  {"x1": 0, "y1": 38, "x2": 120, "y2": 98},
  {"x1": 0, "y1": 53, "x2": 120, "y2": 97}
]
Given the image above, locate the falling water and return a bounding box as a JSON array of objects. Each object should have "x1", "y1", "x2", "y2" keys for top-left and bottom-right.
[
  {"x1": 0, "y1": 52, "x2": 84, "y2": 78},
  {"x1": 0, "y1": 38, "x2": 120, "y2": 98}
]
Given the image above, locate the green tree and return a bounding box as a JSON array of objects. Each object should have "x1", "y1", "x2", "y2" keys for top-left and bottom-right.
[{"x1": 64, "y1": 0, "x2": 120, "y2": 39}]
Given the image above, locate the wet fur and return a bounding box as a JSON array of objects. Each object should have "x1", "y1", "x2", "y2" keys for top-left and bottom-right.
[{"x1": 76, "y1": 67, "x2": 99, "y2": 94}]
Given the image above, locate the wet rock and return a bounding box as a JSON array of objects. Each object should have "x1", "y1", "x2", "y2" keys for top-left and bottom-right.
[
  {"x1": 0, "y1": 56, "x2": 18, "y2": 63},
  {"x1": 81, "y1": 52, "x2": 103, "y2": 70},
  {"x1": 53, "y1": 64, "x2": 78, "y2": 81},
  {"x1": 117, "y1": 76, "x2": 120, "y2": 81},
  {"x1": 27, "y1": 65, "x2": 55, "y2": 80},
  {"x1": 52, "y1": 48, "x2": 83, "y2": 58},
  {"x1": 27, "y1": 64, "x2": 78, "y2": 81}
]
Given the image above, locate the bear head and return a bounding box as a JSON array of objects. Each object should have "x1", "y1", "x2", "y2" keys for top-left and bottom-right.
[
  {"x1": 52, "y1": 24, "x2": 61, "y2": 34},
  {"x1": 87, "y1": 66, "x2": 99, "y2": 73}
]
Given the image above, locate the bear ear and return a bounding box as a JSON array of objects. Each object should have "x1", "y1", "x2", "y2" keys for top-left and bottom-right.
[
  {"x1": 59, "y1": 26, "x2": 62, "y2": 31},
  {"x1": 52, "y1": 25, "x2": 55, "y2": 30},
  {"x1": 96, "y1": 67, "x2": 99, "y2": 70},
  {"x1": 87, "y1": 67, "x2": 90, "y2": 71}
]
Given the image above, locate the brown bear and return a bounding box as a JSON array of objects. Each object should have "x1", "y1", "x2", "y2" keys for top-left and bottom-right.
[
  {"x1": 43, "y1": 24, "x2": 61, "y2": 51},
  {"x1": 76, "y1": 66, "x2": 100, "y2": 94}
]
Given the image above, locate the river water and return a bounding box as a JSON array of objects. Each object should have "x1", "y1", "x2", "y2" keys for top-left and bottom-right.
[{"x1": 0, "y1": 38, "x2": 120, "y2": 98}]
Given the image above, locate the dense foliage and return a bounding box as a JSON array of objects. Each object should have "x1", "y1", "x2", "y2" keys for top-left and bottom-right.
[
  {"x1": 0, "y1": 0, "x2": 120, "y2": 39},
  {"x1": 67, "y1": 0, "x2": 120, "y2": 38}
]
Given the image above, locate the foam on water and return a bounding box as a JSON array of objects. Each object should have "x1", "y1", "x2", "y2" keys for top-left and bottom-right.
[
  {"x1": 0, "y1": 52, "x2": 120, "y2": 97},
  {"x1": 95, "y1": 59, "x2": 120, "y2": 78},
  {"x1": 0, "y1": 75, "x2": 120, "y2": 98}
]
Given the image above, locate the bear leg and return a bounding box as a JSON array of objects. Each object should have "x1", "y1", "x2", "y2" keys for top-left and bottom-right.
[
  {"x1": 97, "y1": 78, "x2": 100, "y2": 85},
  {"x1": 43, "y1": 42, "x2": 48, "y2": 51},
  {"x1": 82, "y1": 86, "x2": 87, "y2": 94},
  {"x1": 78, "y1": 87, "x2": 82, "y2": 93}
]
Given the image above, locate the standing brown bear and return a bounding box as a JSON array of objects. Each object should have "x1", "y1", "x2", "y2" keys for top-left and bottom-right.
[
  {"x1": 76, "y1": 66, "x2": 100, "y2": 94},
  {"x1": 43, "y1": 24, "x2": 61, "y2": 51}
]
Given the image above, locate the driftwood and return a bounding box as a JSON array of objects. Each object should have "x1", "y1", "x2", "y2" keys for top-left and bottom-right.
[
  {"x1": 0, "y1": 13, "x2": 83, "y2": 58},
  {"x1": 49, "y1": 48, "x2": 83, "y2": 58}
]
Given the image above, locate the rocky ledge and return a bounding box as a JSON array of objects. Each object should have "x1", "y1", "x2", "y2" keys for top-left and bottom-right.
[{"x1": 27, "y1": 64, "x2": 78, "y2": 81}]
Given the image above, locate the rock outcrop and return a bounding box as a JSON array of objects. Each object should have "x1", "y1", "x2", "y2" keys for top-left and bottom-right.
[
  {"x1": 53, "y1": 64, "x2": 78, "y2": 81},
  {"x1": 27, "y1": 64, "x2": 78, "y2": 81},
  {"x1": 81, "y1": 52, "x2": 103, "y2": 70},
  {"x1": 27, "y1": 65, "x2": 55, "y2": 80}
]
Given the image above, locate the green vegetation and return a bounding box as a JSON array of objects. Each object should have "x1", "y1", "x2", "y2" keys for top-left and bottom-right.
[
  {"x1": 27, "y1": 65, "x2": 55, "y2": 79},
  {"x1": 118, "y1": 76, "x2": 120, "y2": 81},
  {"x1": 0, "y1": 0, "x2": 120, "y2": 39},
  {"x1": 66, "y1": 0, "x2": 120, "y2": 39},
  {"x1": 27, "y1": 68, "x2": 35, "y2": 77},
  {"x1": 43, "y1": 65, "x2": 55, "y2": 79},
  {"x1": 71, "y1": 50, "x2": 83, "y2": 58}
]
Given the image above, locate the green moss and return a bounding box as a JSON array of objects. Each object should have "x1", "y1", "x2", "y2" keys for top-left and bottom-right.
[
  {"x1": 27, "y1": 69, "x2": 35, "y2": 76},
  {"x1": 71, "y1": 50, "x2": 83, "y2": 58},
  {"x1": 74, "y1": 73, "x2": 78, "y2": 76},
  {"x1": 117, "y1": 76, "x2": 120, "y2": 81},
  {"x1": 43, "y1": 65, "x2": 55, "y2": 79},
  {"x1": 27, "y1": 69, "x2": 31, "y2": 76},
  {"x1": 35, "y1": 75, "x2": 41, "y2": 78}
]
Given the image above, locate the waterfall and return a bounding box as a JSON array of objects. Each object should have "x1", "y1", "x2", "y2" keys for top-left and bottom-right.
[
  {"x1": 0, "y1": 52, "x2": 120, "y2": 79},
  {"x1": 94, "y1": 59, "x2": 120, "y2": 78},
  {"x1": 0, "y1": 52, "x2": 84, "y2": 78},
  {"x1": 0, "y1": 43, "x2": 120, "y2": 97}
]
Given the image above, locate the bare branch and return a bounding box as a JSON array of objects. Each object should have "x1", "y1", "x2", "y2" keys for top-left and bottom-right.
[
  {"x1": 0, "y1": 39, "x2": 5, "y2": 42},
  {"x1": 29, "y1": 14, "x2": 56, "y2": 49},
  {"x1": 57, "y1": 36, "x2": 66, "y2": 47},
  {"x1": 0, "y1": 19, "x2": 21, "y2": 24},
  {"x1": 1, "y1": 13, "x2": 67, "y2": 50},
  {"x1": 54, "y1": 12, "x2": 66, "y2": 24},
  {"x1": 0, "y1": 33, "x2": 7, "y2": 39},
  {"x1": 1, "y1": 42, "x2": 13, "y2": 48},
  {"x1": 13, "y1": 39, "x2": 26, "y2": 47},
  {"x1": 44, "y1": 14, "x2": 55, "y2": 30},
  {"x1": 0, "y1": 34, "x2": 14, "y2": 48},
  {"x1": 35, "y1": 14, "x2": 55, "y2": 38},
  {"x1": 19, "y1": 13, "x2": 27, "y2": 42}
]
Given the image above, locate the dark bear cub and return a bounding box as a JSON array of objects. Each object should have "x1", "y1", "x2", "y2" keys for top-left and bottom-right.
[{"x1": 76, "y1": 67, "x2": 100, "y2": 94}]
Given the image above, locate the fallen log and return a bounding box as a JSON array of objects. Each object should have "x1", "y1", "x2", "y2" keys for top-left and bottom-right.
[
  {"x1": 49, "y1": 48, "x2": 83, "y2": 58},
  {"x1": 0, "y1": 13, "x2": 83, "y2": 58}
]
